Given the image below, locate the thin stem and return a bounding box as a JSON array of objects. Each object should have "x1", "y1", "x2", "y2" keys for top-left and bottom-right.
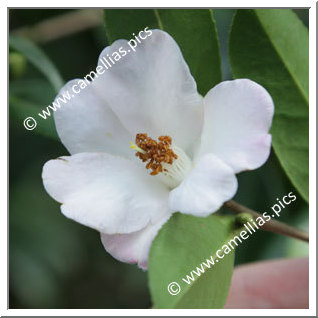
[
  {"x1": 11, "y1": 9, "x2": 103, "y2": 44},
  {"x1": 224, "y1": 200, "x2": 309, "y2": 243}
]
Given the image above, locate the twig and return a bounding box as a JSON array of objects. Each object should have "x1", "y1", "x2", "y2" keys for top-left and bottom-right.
[
  {"x1": 11, "y1": 9, "x2": 103, "y2": 44},
  {"x1": 224, "y1": 200, "x2": 309, "y2": 243}
]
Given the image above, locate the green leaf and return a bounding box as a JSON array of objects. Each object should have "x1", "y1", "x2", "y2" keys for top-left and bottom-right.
[
  {"x1": 148, "y1": 214, "x2": 234, "y2": 308},
  {"x1": 10, "y1": 163, "x2": 85, "y2": 308},
  {"x1": 229, "y1": 9, "x2": 309, "y2": 202},
  {"x1": 9, "y1": 35, "x2": 64, "y2": 93},
  {"x1": 104, "y1": 9, "x2": 221, "y2": 95},
  {"x1": 10, "y1": 95, "x2": 58, "y2": 140},
  {"x1": 10, "y1": 78, "x2": 56, "y2": 106}
]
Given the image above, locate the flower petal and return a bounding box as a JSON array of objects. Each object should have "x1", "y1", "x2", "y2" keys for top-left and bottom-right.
[
  {"x1": 169, "y1": 154, "x2": 238, "y2": 217},
  {"x1": 54, "y1": 79, "x2": 133, "y2": 157},
  {"x1": 42, "y1": 152, "x2": 170, "y2": 234},
  {"x1": 101, "y1": 214, "x2": 171, "y2": 270},
  {"x1": 198, "y1": 79, "x2": 274, "y2": 173},
  {"x1": 94, "y1": 29, "x2": 203, "y2": 157}
]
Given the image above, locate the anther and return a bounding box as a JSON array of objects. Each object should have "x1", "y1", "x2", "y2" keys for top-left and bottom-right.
[{"x1": 132, "y1": 133, "x2": 178, "y2": 176}]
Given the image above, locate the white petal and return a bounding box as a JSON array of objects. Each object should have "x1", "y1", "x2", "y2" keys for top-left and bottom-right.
[
  {"x1": 198, "y1": 79, "x2": 274, "y2": 173},
  {"x1": 42, "y1": 152, "x2": 170, "y2": 234},
  {"x1": 169, "y1": 154, "x2": 238, "y2": 217},
  {"x1": 54, "y1": 79, "x2": 133, "y2": 157},
  {"x1": 101, "y1": 214, "x2": 171, "y2": 270},
  {"x1": 94, "y1": 29, "x2": 203, "y2": 157}
]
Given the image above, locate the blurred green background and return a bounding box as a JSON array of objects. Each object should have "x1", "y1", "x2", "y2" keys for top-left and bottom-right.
[{"x1": 9, "y1": 9, "x2": 309, "y2": 309}]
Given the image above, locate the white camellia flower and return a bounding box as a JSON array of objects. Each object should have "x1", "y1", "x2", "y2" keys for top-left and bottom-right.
[{"x1": 42, "y1": 30, "x2": 274, "y2": 269}]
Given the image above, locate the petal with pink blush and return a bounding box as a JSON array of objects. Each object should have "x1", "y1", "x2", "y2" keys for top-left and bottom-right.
[
  {"x1": 198, "y1": 79, "x2": 274, "y2": 173},
  {"x1": 169, "y1": 153, "x2": 238, "y2": 217},
  {"x1": 101, "y1": 214, "x2": 171, "y2": 270},
  {"x1": 42, "y1": 152, "x2": 170, "y2": 235}
]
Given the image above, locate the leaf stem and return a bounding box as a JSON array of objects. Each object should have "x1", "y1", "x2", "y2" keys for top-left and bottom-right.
[{"x1": 223, "y1": 200, "x2": 309, "y2": 243}]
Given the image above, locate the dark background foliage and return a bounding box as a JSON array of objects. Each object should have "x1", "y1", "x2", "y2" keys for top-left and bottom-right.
[{"x1": 9, "y1": 9, "x2": 309, "y2": 308}]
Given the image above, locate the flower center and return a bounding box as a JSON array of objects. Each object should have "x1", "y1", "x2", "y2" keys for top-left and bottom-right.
[{"x1": 130, "y1": 133, "x2": 192, "y2": 188}]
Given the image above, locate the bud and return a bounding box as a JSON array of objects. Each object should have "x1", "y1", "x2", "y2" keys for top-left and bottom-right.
[
  {"x1": 235, "y1": 212, "x2": 254, "y2": 225},
  {"x1": 9, "y1": 52, "x2": 27, "y2": 78}
]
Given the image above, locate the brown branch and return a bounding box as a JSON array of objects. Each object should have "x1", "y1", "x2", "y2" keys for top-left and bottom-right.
[
  {"x1": 11, "y1": 9, "x2": 103, "y2": 44},
  {"x1": 224, "y1": 200, "x2": 309, "y2": 243}
]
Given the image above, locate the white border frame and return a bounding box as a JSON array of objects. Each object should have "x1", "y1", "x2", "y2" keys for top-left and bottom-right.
[{"x1": 3, "y1": 1, "x2": 316, "y2": 316}]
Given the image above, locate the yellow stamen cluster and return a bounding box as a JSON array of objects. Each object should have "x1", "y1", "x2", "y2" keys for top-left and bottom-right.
[{"x1": 134, "y1": 133, "x2": 178, "y2": 175}]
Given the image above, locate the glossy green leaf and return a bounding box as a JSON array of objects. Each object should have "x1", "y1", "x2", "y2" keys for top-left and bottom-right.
[
  {"x1": 10, "y1": 95, "x2": 58, "y2": 140},
  {"x1": 229, "y1": 9, "x2": 309, "y2": 202},
  {"x1": 148, "y1": 214, "x2": 234, "y2": 308},
  {"x1": 10, "y1": 35, "x2": 64, "y2": 93},
  {"x1": 104, "y1": 9, "x2": 221, "y2": 95}
]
